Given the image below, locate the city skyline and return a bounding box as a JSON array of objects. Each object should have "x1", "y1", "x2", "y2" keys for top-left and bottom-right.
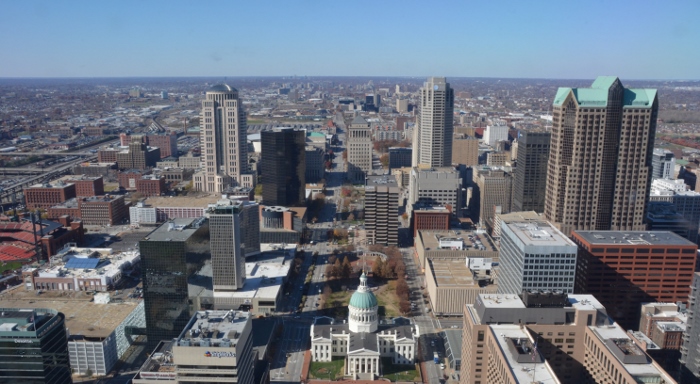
[{"x1": 0, "y1": 1, "x2": 698, "y2": 79}]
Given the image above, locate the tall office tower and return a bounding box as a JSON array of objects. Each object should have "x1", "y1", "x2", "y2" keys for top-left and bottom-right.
[
  {"x1": 365, "y1": 176, "x2": 399, "y2": 245},
  {"x1": 261, "y1": 128, "x2": 306, "y2": 206},
  {"x1": 193, "y1": 84, "x2": 253, "y2": 193},
  {"x1": 497, "y1": 220, "x2": 577, "y2": 295},
  {"x1": 649, "y1": 178, "x2": 700, "y2": 243},
  {"x1": 681, "y1": 273, "x2": 700, "y2": 381},
  {"x1": 512, "y1": 131, "x2": 551, "y2": 213},
  {"x1": 460, "y1": 293, "x2": 677, "y2": 384},
  {"x1": 544, "y1": 77, "x2": 658, "y2": 235},
  {"x1": 0, "y1": 308, "x2": 72, "y2": 383},
  {"x1": 140, "y1": 217, "x2": 209, "y2": 350},
  {"x1": 651, "y1": 148, "x2": 676, "y2": 179},
  {"x1": 451, "y1": 133, "x2": 479, "y2": 166},
  {"x1": 208, "y1": 199, "x2": 259, "y2": 301},
  {"x1": 347, "y1": 116, "x2": 372, "y2": 184},
  {"x1": 412, "y1": 77, "x2": 454, "y2": 168},
  {"x1": 572, "y1": 230, "x2": 697, "y2": 330},
  {"x1": 473, "y1": 166, "x2": 513, "y2": 233}
]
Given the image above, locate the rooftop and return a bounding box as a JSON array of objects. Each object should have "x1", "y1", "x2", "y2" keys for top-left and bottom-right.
[
  {"x1": 417, "y1": 230, "x2": 498, "y2": 253},
  {"x1": 34, "y1": 246, "x2": 140, "y2": 282},
  {"x1": 176, "y1": 310, "x2": 250, "y2": 348},
  {"x1": 209, "y1": 84, "x2": 236, "y2": 93},
  {"x1": 144, "y1": 194, "x2": 224, "y2": 208},
  {"x1": 427, "y1": 259, "x2": 496, "y2": 289},
  {"x1": 27, "y1": 181, "x2": 74, "y2": 189},
  {"x1": 143, "y1": 217, "x2": 207, "y2": 242},
  {"x1": 553, "y1": 76, "x2": 657, "y2": 109},
  {"x1": 504, "y1": 221, "x2": 577, "y2": 248},
  {"x1": 574, "y1": 230, "x2": 696, "y2": 246},
  {"x1": 490, "y1": 325, "x2": 559, "y2": 384}
]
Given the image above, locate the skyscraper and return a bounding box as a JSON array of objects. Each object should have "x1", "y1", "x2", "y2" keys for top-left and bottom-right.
[
  {"x1": 473, "y1": 166, "x2": 513, "y2": 233},
  {"x1": 511, "y1": 130, "x2": 551, "y2": 213},
  {"x1": 544, "y1": 77, "x2": 658, "y2": 235},
  {"x1": 208, "y1": 199, "x2": 259, "y2": 308},
  {"x1": 193, "y1": 84, "x2": 253, "y2": 192},
  {"x1": 347, "y1": 116, "x2": 372, "y2": 184},
  {"x1": 365, "y1": 175, "x2": 399, "y2": 246},
  {"x1": 412, "y1": 77, "x2": 454, "y2": 168},
  {"x1": 261, "y1": 127, "x2": 306, "y2": 206},
  {"x1": 681, "y1": 273, "x2": 700, "y2": 381}
]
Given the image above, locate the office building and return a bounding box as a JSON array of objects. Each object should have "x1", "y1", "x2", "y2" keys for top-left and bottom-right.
[
  {"x1": 259, "y1": 205, "x2": 305, "y2": 244},
  {"x1": 460, "y1": 292, "x2": 677, "y2": 384},
  {"x1": 72, "y1": 162, "x2": 117, "y2": 178},
  {"x1": 207, "y1": 199, "x2": 260, "y2": 305},
  {"x1": 136, "y1": 174, "x2": 167, "y2": 197},
  {"x1": 414, "y1": 229, "x2": 498, "y2": 270},
  {"x1": 483, "y1": 120, "x2": 509, "y2": 147},
  {"x1": 63, "y1": 175, "x2": 104, "y2": 197},
  {"x1": 412, "y1": 205, "x2": 451, "y2": 237},
  {"x1": 396, "y1": 98, "x2": 409, "y2": 113},
  {"x1": 634, "y1": 302, "x2": 686, "y2": 377},
  {"x1": 77, "y1": 195, "x2": 128, "y2": 226},
  {"x1": 652, "y1": 148, "x2": 676, "y2": 180},
  {"x1": 426, "y1": 258, "x2": 497, "y2": 315},
  {"x1": 512, "y1": 131, "x2": 551, "y2": 213},
  {"x1": 646, "y1": 201, "x2": 695, "y2": 242},
  {"x1": 365, "y1": 176, "x2": 399, "y2": 246},
  {"x1": 261, "y1": 128, "x2": 305, "y2": 206},
  {"x1": 680, "y1": 273, "x2": 700, "y2": 381},
  {"x1": 408, "y1": 166, "x2": 462, "y2": 215},
  {"x1": 134, "y1": 310, "x2": 255, "y2": 384},
  {"x1": 544, "y1": 77, "x2": 658, "y2": 235},
  {"x1": 498, "y1": 221, "x2": 578, "y2": 295},
  {"x1": 572, "y1": 230, "x2": 697, "y2": 329},
  {"x1": 118, "y1": 169, "x2": 150, "y2": 190},
  {"x1": 0, "y1": 308, "x2": 72, "y2": 384},
  {"x1": 121, "y1": 132, "x2": 179, "y2": 159},
  {"x1": 473, "y1": 166, "x2": 513, "y2": 233},
  {"x1": 116, "y1": 137, "x2": 161, "y2": 170},
  {"x1": 649, "y1": 178, "x2": 700, "y2": 243},
  {"x1": 140, "y1": 217, "x2": 210, "y2": 350},
  {"x1": 305, "y1": 146, "x2": 325, "y2": 183},
  {"x1": 388, "y1": 147, "x2": 412, "y2": 170},
  {"x1": 347, "y1": 115, "x2": 372, "y2": 184},
  {"x1": 412, "y1": 77, "x2": 454, "y2": 168},
  {"x1": 452, "y1": 134, "x2": 479, "y2": 166},
  {"x1": 24, "y1": 181, "x2": 76, "y2": 210},
  {"x1": 491, "y1": 210, "x2": 542, "y2": 239},
  {"x1": 193, "y1": 84, "x2": 254, "y2": 192}
]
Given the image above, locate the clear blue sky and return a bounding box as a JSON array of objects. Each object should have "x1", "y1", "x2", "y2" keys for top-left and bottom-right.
[{"x1": 1, "y1": 0, "x2": 698, "y2": 79}]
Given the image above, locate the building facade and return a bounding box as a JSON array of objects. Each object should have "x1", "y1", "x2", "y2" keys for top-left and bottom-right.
[
  {"x1": 681, "y1": 273, "x2": 700, "y2": 382},
  {"x1": 347, "y1": 115, "x2": 373, "y2": 184},
  {"x1": 408, "y1": 166, "x2": 461, "y2": 216},
  {"x1": 572, "y1": 230, "x2": 697, "y2": 330},
  {"x1": 365, "y1": 176, "x2": 399, "y2": 246},
  {"x1": 261, "y1": 128, "x2": 306, "y2": 206},
  {"x1": 649, "y1": 178, "x2": 700, "y2": 244},
  {"x1": 78, "y1": 195, "x2": 128, "y2": 226},
  {"x1": 473, "y1": 167, "x2": 513, "y2": 233},
  {"x1": 24, "y1": 181, "x2": 76, "y2": 210},
  {"x1": 412, "y1": 77, "x2": 454, "y2": 168},
  {"x1": 483, "y1": 121, "x2": 509, "y2": 147},
  {"x1": 512, "y1": 131, "x2": 551, "y2": 213},
  {"x1": 544, "y1": 77, "x2": 658, "y2": 235},
  {"x1": 451, "y1": 134, "x2": 479, "y2": 167},
  {"x1": 388, "y1": 147, "x2": 412, "y2": 170},
  {"x1": 305, "y1": 146, "x2": 325, "y2": 183},
  {"x1": 65, "y1": 175, "x2": 105, "y2": 197},
  {"x1": 412, "y1": 206, "x2": 451, "y2": 237},
  {"x1": 193, "y1": 84, "x2": 253, "y2": 192},
  {"x1": 652, "y1": 148, "x2": 675, "y2": 180}
]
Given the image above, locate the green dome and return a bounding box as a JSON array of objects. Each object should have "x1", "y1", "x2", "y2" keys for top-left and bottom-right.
[{"x1": 349, "y1": 290, "x2": 378, "y2": 309}]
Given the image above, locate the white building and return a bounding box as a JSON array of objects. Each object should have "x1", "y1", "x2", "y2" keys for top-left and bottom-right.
[
  {"x1": 129, "y1": 202, "x2": 157, "y2": 224},
  {"x1": 310, "y1": 273, "x2": 419, "y2": 380},
  {"x1": 498, "y1": 221, "x2": 578, "y2": 295},
  {"x1": 483, "y1": 120, "x2": 509, "y2": 147}
]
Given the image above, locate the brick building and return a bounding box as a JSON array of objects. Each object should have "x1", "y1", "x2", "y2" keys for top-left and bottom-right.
[
  {"x1": 572, "y1": 230, "x2": 697, "y2": 329},
  {"x1": 118, "y1": 170, "x2": 150, "y2": 190},
  {"x1": 116, "y1": 137, "x2": 160, "y2": 170},
  {"x1": 47, "y1": 198, "x2": 81, "y2": 220},
  {"x1": 97, "y1": 148, "x2": 119, "y2": 163},
  {"x1": 412, "y1": 205, "x2": 451, "y2": 237},
  {"x1": 24, "y1": 181, "x2": 76, "y2": 210},
  {"x1": 121, "y1": 132, "x2": 178, "y2": 158},
  {"x1": 63, "y1": 175, "x2": 104, "y2": 197},
  {"x1": 136, "y1": 175, "x2": 166, "y2": 197},
  {"x1": 78, "y1": 195, "x2": 128, "y2": 226}
]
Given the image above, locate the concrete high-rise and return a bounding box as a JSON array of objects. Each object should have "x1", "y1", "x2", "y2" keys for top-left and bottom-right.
[
  {"x1": 261, "y1": 127, "x2": 306, "y2": 206},
  {"x1": 412, "y1": 77, "x2": 454, "y2": 168},
  {"x1": 512, "y1": 131, "x2": 551, "y2": 213},
  {"x1": 473, "y1": 166, "x2": 513, "y2": 233},
  {"x1": 193, "y1": 84, "x2": 253, "y2": 193},
  {"x1": 544, "y1": 77, "x2": 658, "y2": 235},
  {"x1": 347, "y1": 115, "x2": 372, "y2": 184},
  {"x1": 652, "y1": 148, "x2": 676, "y2": 180},
  {"x1": 681, "y1": 273, "x2": 700, "y2": 381},
  {"x1": 365, "y1": 176, "x2": 399, "y2": 246},
  {"x1": 451, "y1": 133, "x2": 479, "y2": 166}
]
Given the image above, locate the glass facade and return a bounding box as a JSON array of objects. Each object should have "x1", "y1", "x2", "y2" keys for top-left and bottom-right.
[{"x1": 261, "y1": 128, "x2": 306, "y2": 206}]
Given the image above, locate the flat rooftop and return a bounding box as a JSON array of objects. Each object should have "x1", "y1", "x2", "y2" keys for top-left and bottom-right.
[
  {"x1": 215, "y1": 249, "x2": 292, "y2": 300},
  {"x1": 496, "y1": 211, "x2": 542, "y2": 223},
  {"x1": 366, "y1": 175, "x2": 398, "y2": 187},
  {"x1": 428, "y1": 259, "x2": 495, "y2": 289},
  {"x1": 504, "y1": 221, "x2": 577, "y2": 248},
  {"x1": 36, "y1": 247, "x2": 139, "y2": 281},
  {"x1": 143, "y1": 217, "x2": 207, "y2": 242},
  {"x1": 417, "y1": 230, "x2": 498, "y2": 252},
  {"x1": 0, "y1": 290, "x2": 141, "y2": 339},
  {"x1": 144, "y1": 195, "x2": 223, "y2": 208},
  {"x1": 490, "y1": 324, "x2": 559, "y2": 384},
  {"x1": 177, "y1": 310, "x2": 250, "y2": 346},
  {"x1": 27, "y1": 181, "x2": 74, "y2": 189},
  {"x1": 574, "y1": 230, "x2": 696, "y2": 246},
  {"x1": 80, "y1": 195, "x2": 123, "y2": 203},
  {"x1": 51, "y1": 197, "x2": 79, "y2": 209}
]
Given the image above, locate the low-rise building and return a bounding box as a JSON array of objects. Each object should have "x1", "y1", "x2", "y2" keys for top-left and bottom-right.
[
  {"x1": 62, "y1": 175, "x2": 104, "y2": 197},
  {"x1": 414, "y1": 229, "x2": 498, "y2": 270},
  {"x1": 78, "y1": 195, "x2": 128, "y2": 226},
  {"x1": 259, "y1": 206, "x2": 305, "y2": 244},
  {"x1": 24, "y1": 181, "x2": 76, "y2": 210},
  {"x1": 136, "y1": 174, "x2": 167, "y2": 197},
  {"x1": 118, "y1": 169, "x2": 151, "y2": 190},
  {"x1": 413, "y1": 205, "x2": 451, "y2": 237},
  {"x1": 426, "y1": 258, "x2": 497, "y2": 315},
  {"x1": 72, "y1": 162, "x2": 117, "y2": 178}
]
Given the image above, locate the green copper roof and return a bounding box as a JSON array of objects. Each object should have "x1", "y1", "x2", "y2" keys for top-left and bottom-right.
[
  {"x1": 553, "y1": 76, "x2": 656, "y2": 109},
  {"x1": 349, "y1": 290, "x2": 378, "y2": 309}
]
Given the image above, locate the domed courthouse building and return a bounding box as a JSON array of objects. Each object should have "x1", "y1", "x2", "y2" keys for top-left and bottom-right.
[{"x1": 310, "y1": 273, "x2": 419, "y2": 379}]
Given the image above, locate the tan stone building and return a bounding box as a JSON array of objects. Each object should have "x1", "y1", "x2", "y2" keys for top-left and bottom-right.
[
  {"x1": 452, "y1": 133, "x2": 479, "y2": 166},
  {"x1": 347, "y1": 115, "x2": 372, "y2": 184},
  {"x1": 473, "y1": 166, "x2": 513, "y2": 233},
  {"x1": 544, "y1": 77, "x2": 658, "y2": 235},
  {"x1": 460, "y1": 292, "x2": 677, "y2": 384},
  {"x1": 425, "y1": 258, "x2": 497, "y2": 315},
  {"x1": 414, "y1": 230, "x2": 498, "y2": 270}
]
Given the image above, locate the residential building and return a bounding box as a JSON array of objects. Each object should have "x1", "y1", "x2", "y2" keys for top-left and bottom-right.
[
  {"x1": 512, "y1": 131, "x2": 551, "y2": 213},
  {"x1": 483, "y1": 120, "x2": 509, "y2": 147},
  {"x1": 412, "y1": 205, "x2": 451, "y2": 237},
  {"x1": 414, "y1": 229, "x2": 498, "y2": 270},
  {"x1": 78, "y1": 195, "x2": 128, "y2": 226},
  {"x1": 472, "y1": 166, "x2": 513, "y2": 233},
  {"x1": 544, "y1": 77, "x2": 658, "y2": 235},
  {"x1": 460, "y1": 292, "x2": 677, "y2": 384},
  {"x1": 425, "y1": 258, "x2": 497, "y2": 315},
  {"x1": 140, "y1": 217, "x2": 210, "y2": 350},
  {"x1": 24, "y1": 181, "x2": 76, "y2": 210},
  {"x1": 305, "y1": 145, "x2": 325, "y2": 183},
  {"x1": 652, "y1": 148, "x2": 676, "y2": 179},
  {"x1": 412, "y1": 77, "x2": 454, "y2": 168},
  {"x1": 680, "y1": 273, "x2": 700, "y2": 381},
  {"x1": 365, "y1": 176, "x2": 399, "y2": 246},
  {"x1": 136, "y1": 174, "x2": 167, "y2": 197},
  {"x1": 133, "y1": 310, "x2": 255, "y2": 384},
  {"x1": 347, "y1": 115, "x2": 372, "y2": 184},
  {"x1": 261, "y1": 128, "x2": 305, "y2": 206},
  {"x1": 388, "y1": 147, "x2": 412, "y2": 170},
  {"x1": 408, "y1": 166, "x2": 462, "y2": 216},
  {"x1": 0, "y1": 308, "x2": 72, "y2": 383},
  {"x1": 572, "y1": 230, "x2": 697, "y2": 329},
  {"x1": 451, "y1": 133, "x2": 480, "y2": 168},
  {"x1": 498, "y1": 221, "x2": 578, "y2": 295},
  {"x1": 310, "y1": 273, "x2": 418, "y2": 379},
  {"x1": 193, "y1": 84, "x2": 254, "y2": 192},
  {"x1": 97, "y1": 147, "x2": 119, "y2": 163}
]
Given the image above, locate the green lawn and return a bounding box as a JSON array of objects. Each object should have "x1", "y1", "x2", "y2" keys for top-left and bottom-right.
[
  {"x1": 375, "y1": 281, "x2": 401, "y2": 318},
  {"x1": 309, "y1": 357, "x2": 345, "y2": 380},
  {"x1": 380, "y1": 358, "x2": 420, "y2": 382},
  {"x1": 1, "y1": 261, "x2": 22, "y2": 274}
]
